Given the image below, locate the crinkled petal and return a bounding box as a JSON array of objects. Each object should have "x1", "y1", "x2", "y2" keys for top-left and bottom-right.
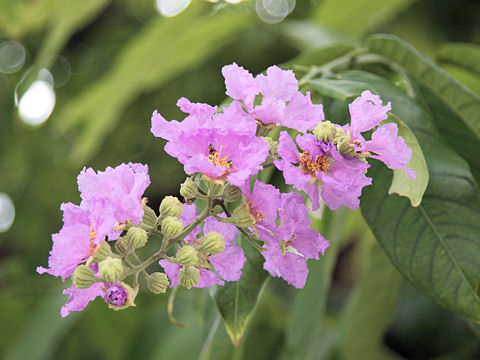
[
  {"x1": 252, "y1": 97, "x2": 285, "y2": 125},
  {"x1": 60, "y1": 283, "x2": 104, "y2": 317},
  {"x1": 263, "y1": 242, "x2": 308, "y2": 289},
  {"x1": 276, "y1": 131, "x2": 300, "y2": 163},
  {"x1": 282, "y1": 92, "x2": 324, "y2": 133},
  {"x1": 197, "y1": 268, "x2": 224, "y2": 287},
  {"x1": 349, "y1": 90, "x2": 391, "y2": 140},
  {"x1": 365, "y1": 123, "x2": 416, "y2": 179},
  {"x1": 290, "y1": 229, "x2": 330, "y2": 259},
  {"x1": 209, "y1": 244, "x2": 246, "y2": 281},
  {"x1": 151, "y1": 110, "x2": 182, "y2": 140},
  {"x1": 222, "y1": 63, "x2": 259, "y2": 109},
  {"x1": 159, "y1": 260, "x2": 181, "y2": 287},
  {"x1": 180, "y1": 204, "x2": 200, "y2": 242},
  {"x1": 204, "y1": 217, "x2": 238, "y2": 244},
  {"x1": 257, "y1": 65, "x2": 298, "y2": 101},
  {"x1": 177, "y1": 97, "x2": 217, "y2": 118}
]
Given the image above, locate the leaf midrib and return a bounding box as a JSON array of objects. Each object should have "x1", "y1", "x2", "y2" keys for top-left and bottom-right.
[{"x1": 418, "y1": 203, "x2": 480, "y2": 306}]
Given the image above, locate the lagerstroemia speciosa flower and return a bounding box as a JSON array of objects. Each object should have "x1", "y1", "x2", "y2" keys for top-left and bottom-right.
[{"x1": 39, "y1": 62, "x2": 417, "y2": 318}]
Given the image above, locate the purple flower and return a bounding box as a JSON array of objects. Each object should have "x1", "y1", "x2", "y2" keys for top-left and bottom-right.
[
  {"x1": 78, "y1": 162, "x2": 150, "y2": 231},
  {"x1": 347, "y1": 90, "x2": 415, "y2": 179},
  {"x1": 37, "y1": 201, "x2": 115, "y2": 280},
  {"x1": 179, "y1": 203, "x2": 201, "y2": 243},
  {"x1": 259, "y1": 193, "x2": 330, "y2": 288},
  {"x1": 60, "y1": 282, "x2": 104, "y2": 317},
  {"x1": 221, "y1": 63, "x2": 324, "y2": 133},
  {"x1": 241, "y1": 180, "x2": 281, "y2": 229},
  {"x1": 275, "y1": 132, "x2": 371, "y2": 210},
  {"x1": 103, "y1": 282, "x2": 129, "y2": 307},
  {"x1": 152, "y1": 100, "x2": 268, "y2": 186}
]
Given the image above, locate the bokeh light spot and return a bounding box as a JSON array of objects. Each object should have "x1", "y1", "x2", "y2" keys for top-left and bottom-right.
[
  {"x1": 256, "y1": 0, "x2": 295, "y2": 24},
  {"x1": 18, "y1": 78, "x2": 56, "y2": 126},
  {"x1": 0, "y1": 193, "x2": 15, "y2": 232},
  {"x1": 0, "y1": 40, "x2": 26, "y2": 74},
  {"x1": 155, "y1": 0, "x2": 191, "y2": 17}
]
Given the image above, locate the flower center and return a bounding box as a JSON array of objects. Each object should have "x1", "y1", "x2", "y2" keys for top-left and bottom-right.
[
  {"x1": 280, "y1": 234, "x2": 296, "y2": 256},
  {"x1": 208, "y1": 145, "x2": 231, "y2": 170},
  {"x1": 247, "y1": 200, "x2": 265, "y2": 222},
  {"x1": 89, "y1": 224, "x2": 97, "y2": 252},
  {"x1": 299, "y1": 150, "x2": 331, "y2": 175}
]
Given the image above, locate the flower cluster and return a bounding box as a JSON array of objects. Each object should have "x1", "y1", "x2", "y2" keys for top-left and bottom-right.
[{"x1": 38, "y1": 63, "x2": 415, "y2": 317}]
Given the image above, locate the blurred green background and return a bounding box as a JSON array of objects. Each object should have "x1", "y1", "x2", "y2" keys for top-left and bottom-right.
[{"x1": 1, "y1": 0, "x2": 480, "y2": 359}]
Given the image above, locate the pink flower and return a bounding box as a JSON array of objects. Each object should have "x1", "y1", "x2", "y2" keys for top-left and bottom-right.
[
  {"x1": 60, "y1": 282, "x2": 105, "y2": 317},
  {"x1": 240, "y1": 180, "x2": 281, "y2": 229}
]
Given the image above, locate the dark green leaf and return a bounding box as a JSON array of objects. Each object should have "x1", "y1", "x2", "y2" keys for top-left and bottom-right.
[
  {"x1": 436, "y1": 43, "x2": 480, "y2": 78},
  {"x1": 307, "y1": 78, "x2": 370, "y2": 100},
  {"x1": 342, "y1": 70, "x2": 480, "y2": 321},
  {"x1": 386, "y1": 114, "x2": 429, "y2": 207},
  {"x1": 211, "y1": 236, "x2": 268, "y2": 346},
  {"x1": 366, "y1": 34, "x2": 480, "y2": 143}
]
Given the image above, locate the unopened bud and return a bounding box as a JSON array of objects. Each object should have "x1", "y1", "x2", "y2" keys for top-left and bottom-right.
[
  {"x1": 142, "y1": 198, "x2": 158, "y2": 227},
  {"x1": 176, "y1": 245, "x2": 198, "y2": 266},
  {"x1": 313, "y1": 121, "x2": 337, "y2": 143},
  {"x1": 98, "y1": 257, "x2": 123, "y2": 282},
  {"x1": 231, "y1": 200, "x2": 256, "y2": 228},
  {"x1": 147, "y1": 272, "x2": 170, "y2": 294},
  {"x1": 202, "y1": 231, "x2": 225, "y2": 254},
  {"x1": 203, "y1": 176, "x2": 224, "y2": 195},
  {"x1": 160, "y1": 196, "x2": 183, "y2": 218},
  {"x1": 92, "y1": 241, "x2": 113, "y2": 263},
  {"x1": 180, "y1": 178, "x2": 198, "y2": 199},
  {"x1": 115, "y1": 236, "x2": 129, "y2": 254},
  {"x1": 223, "y1": 184, "x2": 242, "y2": 202},
  {"x1": 161, "y1": 216, "x2": 184, "y2": 239},
  {"x1": 178, "y1": 266, "x2": 200, "y2": 289},
  {"x1": 336, "y1": 133, "x2": 356, "y2": 157},
  {"x1": 72, "y1": 265, "x2": 96, "y2": 289},
  {"x1": 331, "y1": 127, "x2": 347, "y2": 146},
  {"x1": 126, "y1": 227, "x2": 148, "y2": 249},
  {"x1": 104, "y1": 282, "x2": 137, "y2": 310}
]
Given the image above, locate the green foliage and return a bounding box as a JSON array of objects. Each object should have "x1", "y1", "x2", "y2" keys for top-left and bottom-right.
[
  {"x1": 306, "y1": 78, "x2": 370, "y2": 101},
  {"x1": 436, "y1": 43, "x2": 480, "y2": 78},
  {"x1": 211, "y1": 236, "x2": 268, "y2": 346},
  {"x1": 386, "y1": 114, "x2": 429, "y2": 207},
  {"x1": 351, "y1": 70, "x2": 480, "y2": 321}
]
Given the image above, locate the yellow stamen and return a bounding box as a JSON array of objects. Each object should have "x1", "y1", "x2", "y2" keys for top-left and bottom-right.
[
  {"x1": 299, "y1": 150, "x2": 331, "y2": 175},
  {"x1": 89, "y1": 224, "x2": 97, "y2": 251},
  {"x1": 208, "y1": 145, "x2": 231, "y2": 171},
  {"x1": 247, "y1": 200, "x2": 265, "y2": 222}
]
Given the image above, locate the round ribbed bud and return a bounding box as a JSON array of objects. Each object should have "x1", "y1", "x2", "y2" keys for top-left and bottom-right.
[
  {"x1": 161, "y1": 216, "x2": 184, "y2": 239},
  {"x1": 332, "y1": 127, "x2": 347, "y2": 146},
  {"x1": 115, "y1": 236, "x2": 129, "y2": 254},
  {"x1": 178, "y1": 266, "x2": 200, "y2": 289},
  {"x1": 125, "y1": 227, "x2": 148, "y2": 249},
  {"x1": 176, "y1": 245, "x2": 198, "y2": 266},
  {"x1": 223, "y1": 184, "x2": 242, "y2": 202},
  {"x1": 159, "y1": 196, "x2": 183, "y2": 218},
  {"x1": 203, "y1": 177, "x2": 224, "y2": 195},
  {"x1": 141, "y1": 198, "x2": 158, "y2": 228},
  {"x1": 202, "y1": 231, "x2": 225, "y2": 254},
  {"x1": 92, "y1": 240, "x2": 113, "y2": 263},
  {"x1": 180, "y1": 178, "x2": 198, "y2": 199},
  {"x1": 72, "y1": 265, "x2": 96, "y2": 289},
  {"x1": 336, "y1": 133, "x2": 356, "y2": 157},
  {"x1": 313, "y1": 121, "x2": 337, "y2": 143},
  {"x1": 98, "y1": 257, "x2": 123, "y2": 282},
  {"x1": 147, "y1": 272, "x2": 170, "y2": 294},
  {"x1": 231, "y1": 201, "x2": 256, "y2": 228}
]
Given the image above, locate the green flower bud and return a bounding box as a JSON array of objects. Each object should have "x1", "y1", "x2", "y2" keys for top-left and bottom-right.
[
  {"x1": 98, "y1": 256, "x2": 123, "y2": 282},
  {"x1": 202, "y1": 231, "x2": 225, "y2": 254},
  {"x1": 331, "y1": 127, "x2": 347, "y2": 146},
  {"x1": 313, "y1": 121, "x2": 337, "y2": 143},
  {"x1": 180, "y1": 178, "x2": 198, "y2": 199},
  {"x1": 336, "y1": 132, "x2": 356, "y2": 157},
  {"x1": 178, "y1": 266, "x2": 200, "y2": 289},
  {"x1": 115, "y1": 236, "x2": 129, "y2": 254},
  {"x1": 161, "y1": 216, "x2": 184, "y2": 239},
  {"x1": 125, "y1": 227, "x2": 148, "y2": 249},
  {"x1": 223, "y1": 184, "x2": 242, "y2": 202},
  {"x1": 231, "y1": 200, "x2": 256, "y2": 228},
  {"x1": 72, "y1": 264, "x2": 96, "y2": 289},
  {"x1": 92, "y1": 240, "x2": 113, "y2": 263},
  {"x1": 159, "y1": 196, "x2": 183, "y2": 218},
  {"x1": 141, "y1": 198, "x2": 158, "y2": 228},
  {"x1": 203, "y1": 176, "x2": 224, "y2": 195},
  {"x1": 176, "y1": 245, "x2": 198, "y2": 266},
  {"x1": 147, "y1": 272, "x2": 170, "y2": 294}
]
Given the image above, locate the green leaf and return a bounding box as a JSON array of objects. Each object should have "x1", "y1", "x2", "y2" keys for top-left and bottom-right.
[
  {"x1": 366, "y1": 34, "x2": 480, "y2": 143},
  {"x1": 342, "y1": 70, "x2": 480, "y2": 321},
  {"x1": 436, "y1": 43, "x2": 480, "y2": 78},
  {"x1": 339, "y1": 237, "x2": 403, "y2": 360},
  {"x1": 211, "y1": 236, "x2": 268, "y2": 346},
  {"x1": 307, "y1": 78, "x2": 370, "y2": 100},
  {"x1": 56, "y1": 3, "x2": 250, "y2": 163},
  {"x1": 386, "y1": 113, "x2": 429, "y2": 207},
  {"x1": 285, "y1": 43, "x2": 356, "y2": 67},
  {"x1": 314, "y1": 0, "x2": 416, "y2": 35}
]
